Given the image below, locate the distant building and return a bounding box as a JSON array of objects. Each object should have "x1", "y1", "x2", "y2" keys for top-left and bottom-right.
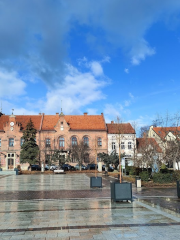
[
  {"x1": 106, "y1": 121, "x2": 136, "y2": 166},
  {"x1": 148, "y1": 126, "x2": 180, "y2": 169}
]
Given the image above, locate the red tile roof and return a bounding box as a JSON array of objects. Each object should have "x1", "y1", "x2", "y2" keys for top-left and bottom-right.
[
  {"x1": 42, "y1": 114, "x2": 106, "y2": 130},
  {"x1": 0, "y1": 114, "x2": 107, "y2": 131},
  {"x1": 136, "y1": 138, "x2": 162, "y2": 153},
  {"x1": 152, "y1": 127, "x2": 180, "y2": 139},
  {"x1": 65, "y1": 115, "x2": 106, "y2": 130},
  {"x1": 106, "y1": 123, "x2": 135, "y2": 134},
  {"x1": 0, "y1": 115, "x2": 42, "y2": 131},
  {"x1": 0, "y1": 115, "x2": 9, "y2": 131},
  {"x1": 16, "y1": 116, "x2": 42, "y2": 131}
]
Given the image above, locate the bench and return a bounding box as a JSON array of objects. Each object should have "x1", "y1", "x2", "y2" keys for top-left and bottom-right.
[{"x1": 54, "y1": 169, "x2": 65, "y2": 174}]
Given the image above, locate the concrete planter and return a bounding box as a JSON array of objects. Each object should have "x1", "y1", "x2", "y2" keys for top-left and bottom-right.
[
  {"x1": 111, "y1": 182, "x2": 132, "y2": 202},
  {"x1": 177, "y1": 181, "x2": 180, "y2": 198},
  {"x1": 90, "y1": 176, "x2": 102, "y2": 188}
]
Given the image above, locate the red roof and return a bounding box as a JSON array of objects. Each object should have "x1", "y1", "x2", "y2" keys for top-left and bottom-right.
[
  {"x1": 106, "y1": 123, "x2": 135, "y2": 134},
  {"x1": 0, "y1": 114, "x2": 106, "y2": 131},
  {"x1": 136, "y1": 138, "x2": 162, "y2": 153},
  {"x1": 0, "y1": 115, "x2": 9, "y2": 131},
  {"x1": 152, "y1": 127, "x2": 180, "y2": 139},
  {"x1": 0, "y1": 115, "x2": 42, "y2": 131},
  {"x1": 42, "y1": 114, "x2": 106, "y2": 130}
]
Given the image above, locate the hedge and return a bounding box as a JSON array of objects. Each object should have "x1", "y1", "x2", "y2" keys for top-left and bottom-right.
[{"x1": 153, "y1": 173, "x2": 173, "y2": 183}]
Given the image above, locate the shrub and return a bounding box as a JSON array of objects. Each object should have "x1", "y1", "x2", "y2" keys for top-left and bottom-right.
[
  {"x1": 139, "y1": 171, "x2": 149, "y2": 182},
  {"x1": 172, "y1": 170, "x2": 180, "y2": 181},
  {"x1": 153, "y1": 173, "x2": 173, "y2": 183},
  {"x1": 126, "y1": 166, "x2": 136, "y2": 175}
]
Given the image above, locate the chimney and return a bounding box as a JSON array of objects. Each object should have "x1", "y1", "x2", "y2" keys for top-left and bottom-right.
[
  {"x1": 84, "y1": 112, "x2": 88, "y2": 116},
  {"x1": 56, "y1": 113, "x2": 59, "y2": 115},
  {"x1": 39, "y1": 113, "x2": 41, "y2": 115},
  {"x1": 111, "y1": 121, "x2": 114, "y2": 124}
]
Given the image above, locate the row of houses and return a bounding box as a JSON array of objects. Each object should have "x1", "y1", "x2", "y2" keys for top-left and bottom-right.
[{"x1": 0, "y1": 111, "x2": 179, "y2": 170}]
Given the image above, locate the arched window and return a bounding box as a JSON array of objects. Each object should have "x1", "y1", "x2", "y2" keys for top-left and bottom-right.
[
  {"x1": 72, "y1": 137, "x2": 77, "y2": 146},
  {"x1": 128, "y1": 142, "x2": 132, "y2": 149},
  {"x1": 97, "y1": 137, "x2": 102, "y2": 146},
  {"x1": 59, "y1": 137, "x2": 65, "y2": 147},
  {"x1": 83, "y1": 137, "x2": 89, "y2": 146}
]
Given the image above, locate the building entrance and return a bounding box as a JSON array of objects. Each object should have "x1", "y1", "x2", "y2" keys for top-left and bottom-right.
[
  {"x1": 7, "y1": 153, "x2": 15, "y2": 170},
  {"x1": 8, "y1": 158, "x2": 14, "y2": 169}
]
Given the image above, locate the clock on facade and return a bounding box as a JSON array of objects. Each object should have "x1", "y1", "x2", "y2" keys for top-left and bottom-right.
[{"x1": 10, "y1": 122, "x2": 14, "y2": 126}]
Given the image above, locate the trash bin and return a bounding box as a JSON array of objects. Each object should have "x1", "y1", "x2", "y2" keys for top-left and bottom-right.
[
  {"x1": 14, "y1": 168, "x2": 19, "y2": 175},
  {"x1": 135, "y1": 176, "x2": 141, "y2": 188},
  {"x1": 177, "y1": 181, "x2": 180, "y2": 198}
]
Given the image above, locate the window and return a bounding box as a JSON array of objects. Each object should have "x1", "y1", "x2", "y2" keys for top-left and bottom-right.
[
  {"x1": 20, "y1": 138, "x2": 24, "y2": 146},
  {"x1": 9, "y1": 138, "x2": 14, "y2": 147},
  {"x1": 121, "y1": 142, "x2": 125, "y2": 149},
  {"x1": 112, "y1": 142, "x2": 116, "y2": 150},
  {"x1": 46, "y1": 138, "x2": 51, "y2": 147},
  {"x1": 0, "y1": 138, "x2": 1, "y2": 147},
  {"x1": 83, "y1": 137, "x2": 89, "y2": 146},
  {"x1": 61, "y1": 122, "x2": 64, "y2": 131},
  {"x1": 72, "y1": 137, "x2": 77, "y2": 146},
  {"x1": 59, "y1": 137, "x2": 65, "y2": 147},
  {"x1": 97, "y1": 137, "x2": 102, "y2": 146},
  {"x1": 128, "y1": 142, "x2": 132, "y2": 149}
]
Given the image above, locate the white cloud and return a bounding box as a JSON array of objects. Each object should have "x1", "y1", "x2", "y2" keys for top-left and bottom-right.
[
  {"x1": 131, "y1": 39, "x2": 155, "y2": 65},
  {"x1": 89, "y1": 61, "x2": 103, "y2": 76},
  {"x1": 40, "y1": 61, "x2": 108, "y2": 114},
  {"x1": 124, "y1": 68, "x2": 129, "y2": 74},
  {"x1": 0, "y1": 69, "x2": 26, "y2": 99},
  {"x1": 129, "y1": 92, "x2": 134, "y2": 99}
]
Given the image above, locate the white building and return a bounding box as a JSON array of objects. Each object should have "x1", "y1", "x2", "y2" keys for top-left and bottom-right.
[{"x1": 106, "y1": 121, "x2": 136, "y2": 166}]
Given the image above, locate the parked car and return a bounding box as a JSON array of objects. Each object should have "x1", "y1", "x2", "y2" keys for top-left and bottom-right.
[
  {"x1": 62, "y1": 164, "x2": 76, "y2": 171},
  {"x1": 45, "y1": 164, "x2": 50, "y2": 170},
  {"x1": 50, "y1": 164, "x2": 58, "y2": 170},
  {"x1": 86, "y1": 164, "x2": 97, "y2": 170},
  {"x1": 102, "y1": 165, "x2": 114, "y2": 172},
  {"x1": 28, "y1": 165, "x2": 41, "y2": 171},
  {"x1": 75, "y1": 164, "x2": 87, "y2": 170}
]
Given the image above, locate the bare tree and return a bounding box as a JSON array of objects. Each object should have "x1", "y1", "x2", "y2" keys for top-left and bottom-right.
[
  {"x1": 136, "y1": 137, "x2": 163, "y2": 173},
  {"x1": 150, "y1": 112, "x2": 180, "y2": 170},
  {"x1": 68, "y1": 140, "x2": 90, "y2": 170}
]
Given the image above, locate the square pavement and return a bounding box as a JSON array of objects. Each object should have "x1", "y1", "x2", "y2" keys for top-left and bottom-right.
[{"x1": 0, "y1": 173, "x2": 180, "y2": 239}]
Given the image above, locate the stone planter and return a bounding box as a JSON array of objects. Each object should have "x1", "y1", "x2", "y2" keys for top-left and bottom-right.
[
  {"x1": 90, "y1": 176, "x2": 102, "y2": 188},
  {"x1": 111, "y1": 182, "x2": 132, "y2": 202},
  {"x1": 177, "y1": 181, "x2": 180, "y2": 198}
]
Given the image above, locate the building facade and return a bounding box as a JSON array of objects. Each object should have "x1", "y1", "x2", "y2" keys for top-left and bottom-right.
[
  {"x1": 0, "y1": 112, "x2": 108, "y2": 170},
  {"x1": 106, "y1": 121, "x2": 136, "y2": 166}
]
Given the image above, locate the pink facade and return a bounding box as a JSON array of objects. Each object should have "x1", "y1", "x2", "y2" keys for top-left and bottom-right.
[{"x1": 0, "y1": 112, "x2": 108, "y2": 170}]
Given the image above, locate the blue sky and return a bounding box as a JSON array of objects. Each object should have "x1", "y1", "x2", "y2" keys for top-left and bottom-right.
[{"x1": 1, "y1": 0, "x2": 180, "y2": 130}]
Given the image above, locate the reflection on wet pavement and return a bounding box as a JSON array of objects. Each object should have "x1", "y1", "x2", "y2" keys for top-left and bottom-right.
[{"x1": 0, "y1": 173, "x2": 180, "y2": 239}]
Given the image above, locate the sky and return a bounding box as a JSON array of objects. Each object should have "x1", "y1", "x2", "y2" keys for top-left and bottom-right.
[{"x1": 1, "y1": 0, "x2": 180, "y2": 132}]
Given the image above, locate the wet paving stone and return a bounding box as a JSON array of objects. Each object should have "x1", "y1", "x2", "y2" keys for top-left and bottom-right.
[{"x1": 0, "y1": 173, "x2": 180, "y2": 239}]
